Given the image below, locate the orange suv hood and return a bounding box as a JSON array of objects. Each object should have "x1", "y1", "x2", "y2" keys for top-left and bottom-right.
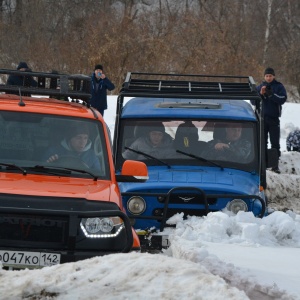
[{"x1": 0, "y1": 173, "x2": 113, "y2": 201}]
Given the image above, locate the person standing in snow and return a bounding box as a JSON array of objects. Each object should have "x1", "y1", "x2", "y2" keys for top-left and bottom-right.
[
  {"x1": 90, "y1": 64, "x2": 115, "y2": 116},
  {"x1": 253, "y1": 67, "x2": 287, "y2": 174}
]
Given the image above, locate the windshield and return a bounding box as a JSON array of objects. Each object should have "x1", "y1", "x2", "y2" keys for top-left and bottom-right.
[
  {"x1": 0, "y1": 111, "x2": 110, "y2": 179},
  {"x1": 117, "y1": 119, "x2": 257, "y2": 171}
]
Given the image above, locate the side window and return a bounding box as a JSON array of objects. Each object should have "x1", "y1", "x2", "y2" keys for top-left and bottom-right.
[{"x1": 93, "y1": 134, "x2": 106, "y2": 176}]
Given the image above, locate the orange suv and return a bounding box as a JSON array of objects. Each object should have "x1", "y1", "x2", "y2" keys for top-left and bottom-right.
[{"x1": 0, "y1": 69, "x2": 147, "y2": 269}]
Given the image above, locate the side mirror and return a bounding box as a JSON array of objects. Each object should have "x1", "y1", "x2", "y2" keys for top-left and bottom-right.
[
  {"x1": 266, "y1": 148, "x2": 278, "y2": 168},
  {"x1": 116, "y1": 160, "x2": 148, "y2": 182}
]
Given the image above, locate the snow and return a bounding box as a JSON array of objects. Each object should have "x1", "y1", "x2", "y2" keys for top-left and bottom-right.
[{"x1": 1, "y1": 97, "x2": 300, "y2": 300}]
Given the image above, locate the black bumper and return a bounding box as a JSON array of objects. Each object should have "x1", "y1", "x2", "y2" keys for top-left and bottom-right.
[{"x1": 0, "y1": 194, "x2": 135, "y2": 265}]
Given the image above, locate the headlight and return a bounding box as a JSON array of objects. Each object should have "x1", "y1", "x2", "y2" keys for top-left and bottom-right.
[
  {"x1": 80, "y1": 217, "x2": 124, "y2": 238},
  {"x1": 226, "y1": 199, "x2": 248, "y2": 214},
  {"x1": 127, "y1": 196, "x2": 146, "y2": 215}
]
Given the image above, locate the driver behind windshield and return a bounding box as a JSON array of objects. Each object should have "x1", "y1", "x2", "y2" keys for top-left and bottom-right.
[
  {"x1": 44, "y1": 125, "x2": 101, "y2": 170},
  {"x1": 202, "y1": 122, "x2": 251, "y2": 162}
]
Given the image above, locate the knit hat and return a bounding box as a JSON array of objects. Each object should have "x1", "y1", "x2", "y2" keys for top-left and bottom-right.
[
  {"x1": 94, "y1": 64, "x2": 103, "y2": 71},
  {"x1": 68, "y1": 124, "x2": 89, "y2": 140},
  {"x1": 264, "y1": 67, "x2": 275, "y2": 76},
  {"x1": 149, "y1": 122, "x2": 165, "y2": 134},
  {"x1": 17, "y1": 62, "x2": 29, "y2": 70}
]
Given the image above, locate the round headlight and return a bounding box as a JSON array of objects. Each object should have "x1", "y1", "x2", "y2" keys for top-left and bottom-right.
[
  {"x1": 85, "y1": 218, "x2": 102, "y2": 234},
  {"x1": 127, "y1": 196, "x2": 146, "y2": 215},
  {"x1": 227, "y1": 199, "x2": 248, "y2": 214},
  {"x1": 99, "y1": 218, "x2": 114, "y2": 233}
]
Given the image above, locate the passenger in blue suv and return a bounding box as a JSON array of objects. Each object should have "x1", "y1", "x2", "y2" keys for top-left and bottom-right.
[
  {"x1": 203, "y1": 122, "x2": 252, "y2": 162},
  {"x1": 123, "y1": 122, "x2": 173, "y2": 160}
]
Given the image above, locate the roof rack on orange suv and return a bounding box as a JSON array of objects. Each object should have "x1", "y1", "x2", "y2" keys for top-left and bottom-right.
[{"x1": 0, "y1": 68, "x2": 91, "y2": 101}]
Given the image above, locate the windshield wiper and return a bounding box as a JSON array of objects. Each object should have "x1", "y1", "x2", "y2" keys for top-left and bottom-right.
[
  {"x1": 125, "y1": 147, "x2": 171, "y2": 168},
  {"x1": 176, "y1": 150, "x2": 224, "y2": 170},
  {"x1": 32, "y1": 165, "x2": 98, "y2": 181},
  {"x1": 0, "y1": 163, "x2": 27, "y2": 175},
  {"x1": 27, "y1": 165, "x2": 71, "y2": 175}
]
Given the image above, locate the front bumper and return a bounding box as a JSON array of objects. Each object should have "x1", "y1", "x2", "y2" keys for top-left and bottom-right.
[
  {"x1": 124, "y1": 187, "x2": 266, "y2": 229},
  {"x1": 0, "y1": 195, "x2": 137, "y2": 268}
]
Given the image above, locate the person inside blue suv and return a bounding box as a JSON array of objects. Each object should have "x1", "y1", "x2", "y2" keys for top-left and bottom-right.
[
  {"x1": 202, "y1": 122, "x2": 252, "y2": 162},
  {"x1": 122, "y1": 122, "x2": 173, "y2": 160}
]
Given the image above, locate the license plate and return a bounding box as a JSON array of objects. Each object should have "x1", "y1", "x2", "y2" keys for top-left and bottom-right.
[{"x1": 0, "y1": 250, "x2": 61, "y2": 268}]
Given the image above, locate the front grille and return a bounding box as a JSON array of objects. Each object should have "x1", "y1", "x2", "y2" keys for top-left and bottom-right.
[
  {"x1": 167, "y1": 194, "x2": 217, "y2": 205},
  {"x1": 0, "y1": 213, "x2": 69, "y2": 244},
  {"x1": 0, "y1": 195, "x2": 134, "y2": 254},
  {"x1": 153, "y1": 208, "x2": 216, "y2": 220}
]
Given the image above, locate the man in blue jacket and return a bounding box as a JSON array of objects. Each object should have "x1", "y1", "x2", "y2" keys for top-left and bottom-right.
[
  {"x1": 90, "y1": 64, "x2": 115, "y2": 116},
  {"x1": 255, "y1": 67, "x2": 287, "y2": 173}
]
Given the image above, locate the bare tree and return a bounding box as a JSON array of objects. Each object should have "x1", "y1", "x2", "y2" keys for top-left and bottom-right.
[{"x1": 0, "y1": 0, "x2": 299, "y2": 99}]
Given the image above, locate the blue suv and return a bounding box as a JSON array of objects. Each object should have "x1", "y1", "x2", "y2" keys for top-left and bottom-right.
[{"x1": 113, "y1": 73, "x2": 276, "y2": 251}]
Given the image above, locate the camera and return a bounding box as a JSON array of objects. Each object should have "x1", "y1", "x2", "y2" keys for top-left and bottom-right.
[
  {"x1": 264, "y1": 83, "x2": 272, "y2": 96},
  {"x1": 97, "y1": 72, "x2": 102, "y2": 77}
]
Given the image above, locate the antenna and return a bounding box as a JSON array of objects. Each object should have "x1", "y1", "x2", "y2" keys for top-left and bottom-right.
[{"x1": 18, "y1": 88, "x2": 25, "y2": 107}]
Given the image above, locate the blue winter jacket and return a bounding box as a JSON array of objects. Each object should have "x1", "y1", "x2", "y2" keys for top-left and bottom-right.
[
  {"x1": 90, "y1": 73, "x2": 115, "y2": 112},
  {"x1": 255, "y1": 80, "x2": 287, "y2": 119}
]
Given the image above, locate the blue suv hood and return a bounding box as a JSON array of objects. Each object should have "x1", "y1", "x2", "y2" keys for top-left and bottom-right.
[{"x1": 119, "y1": 166, "x2": 259, "y2": 196}]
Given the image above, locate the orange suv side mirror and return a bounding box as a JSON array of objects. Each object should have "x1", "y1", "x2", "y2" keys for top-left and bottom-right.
[{"x1": 116, "y1": 160, "x2": 148, "y2": 182}]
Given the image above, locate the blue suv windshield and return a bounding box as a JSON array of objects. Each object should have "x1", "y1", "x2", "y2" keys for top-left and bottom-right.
[{"x1": 118, "y1": 119, "x2": 257, "y2": 171}]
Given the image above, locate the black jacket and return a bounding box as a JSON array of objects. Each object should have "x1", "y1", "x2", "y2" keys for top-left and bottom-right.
[{"x1": 7, "y1": 72, "x2": 38, "y2": 88}]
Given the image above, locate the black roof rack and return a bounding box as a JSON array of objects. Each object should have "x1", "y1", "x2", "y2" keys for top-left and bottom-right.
[
  {"x1": 0, "y1": 69, "x2": 91, "y2": 101},
  {"x1": 120, "y1": 72, "x2": 261, "y2": 101}
]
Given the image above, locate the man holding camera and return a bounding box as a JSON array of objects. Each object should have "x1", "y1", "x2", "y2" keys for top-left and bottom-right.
[
  {"x1": 256, "y1": 67, "x2": 287, "y2": 173},
  {"x1": 90, "y1": 64, "x2": 115, "y2": 116}
]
